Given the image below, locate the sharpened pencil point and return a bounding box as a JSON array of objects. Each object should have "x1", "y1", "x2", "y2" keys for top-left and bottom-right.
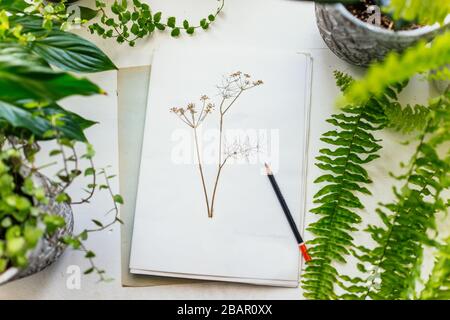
[{"x1": 264, "y1": 163, "x2": 272, "y2": 175}]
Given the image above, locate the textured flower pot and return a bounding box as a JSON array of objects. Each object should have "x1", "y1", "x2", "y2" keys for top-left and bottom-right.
[
  {"x1": 433, "y1": 79, "x2": 450, "y2": 94},
  {"x1": 0, "y1": 171, "x2": 73, "y2": 285},
  {"x1": 315, "y1": 3, "x2": 443, "y2": 67},
  {"x1": 432, "y1": 67, "x2": 450, "y2": 94}
]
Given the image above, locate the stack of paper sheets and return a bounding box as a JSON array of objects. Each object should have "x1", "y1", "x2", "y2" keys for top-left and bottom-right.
[{"x1": 129, "y1": 46, "x2": 312, "y2": 287}]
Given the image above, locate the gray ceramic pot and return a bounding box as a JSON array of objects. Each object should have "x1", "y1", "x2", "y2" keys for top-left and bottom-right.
[
  {"x1": 0, "y1": 171, "x2": 73, "y2": 285},
  {"x1": 432, "y1": 66, "x2": 450, "y2": 94},
  {"x1": 433, "y1": 79, "x2": 450, "y2": 94},
  {"x1": 315, "y1": 3, "x2": 444, "y2": 67}
]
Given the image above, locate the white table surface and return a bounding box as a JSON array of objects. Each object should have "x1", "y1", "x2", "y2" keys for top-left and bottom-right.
[{"x1": 0, "y1": 0, "x2": 436, "y2": 299}]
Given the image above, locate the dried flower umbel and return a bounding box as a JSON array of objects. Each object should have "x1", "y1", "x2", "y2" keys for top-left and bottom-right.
[{"x1": 170, "y1": 72, "x2": 263, "y2": 218}]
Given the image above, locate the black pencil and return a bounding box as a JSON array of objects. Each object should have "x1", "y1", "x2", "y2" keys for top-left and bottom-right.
[{"x1": 264, "y1": 163, "x2": 311, "y2": 262}]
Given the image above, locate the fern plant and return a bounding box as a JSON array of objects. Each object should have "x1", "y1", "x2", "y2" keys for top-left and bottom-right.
[
  {"x1": 343, "y1": 31, "x2": 450, "y2": 105},
  {"x1": 304, "y1": 0, "x2": 450, "y2": 300},
  {"x1": 306, "y1": 88, "x2": 450, "y2": 300},
  {"x1": 303, "y1": 70, "x2": 449, "y2": 300},
  {"x1": 383, "y1": 102, "x2": 429, "y2": 134},
  {"x1": 341, "y1": 92, "x2": 450, "y2": 300},
  {"x1": 385, "y1": 0, "x2": 450, "y2": 26},
  {"x1": 301, "y1": 71, "x2": 409, "y2": 299},
  {"x1": 420, "y1": 237, "x2": 450, "y2": 300}
]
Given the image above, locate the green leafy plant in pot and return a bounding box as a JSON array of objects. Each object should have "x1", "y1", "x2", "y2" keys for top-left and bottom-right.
[
  {"x1": 311, "y1": 0, "x2": 449, "y2": 67},
  {"x1": 0, "y1": 0, "x2": 122, "y2": 284}
]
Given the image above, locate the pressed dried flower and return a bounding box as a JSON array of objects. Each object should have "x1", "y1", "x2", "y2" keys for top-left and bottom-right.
[{"x1": 169, "y1": 71, "x2": 263, "y2": 218}]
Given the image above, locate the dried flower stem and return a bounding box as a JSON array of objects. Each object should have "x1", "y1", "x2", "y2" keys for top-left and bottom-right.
[
  {"x1": 170, "y1": 72, "x2": 263, "y2": 218},
  {"x1": 193, "y1": 127, "x2": 211, "y2": 217},
  {"x1": 209, "y1": 88, "x2": 244, "y2": 217}
]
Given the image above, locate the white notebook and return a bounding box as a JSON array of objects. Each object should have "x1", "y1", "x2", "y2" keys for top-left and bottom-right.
[{"x1": 129, "y1": 45, "x2": 312, "y2": 287}]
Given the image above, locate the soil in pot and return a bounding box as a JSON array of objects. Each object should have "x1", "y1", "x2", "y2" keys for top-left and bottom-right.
[{"x1": 345, "y1": 0, "x2": 421, "y2": 30}]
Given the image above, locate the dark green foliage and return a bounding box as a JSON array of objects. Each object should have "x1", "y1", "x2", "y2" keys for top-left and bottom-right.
[
  {"x1": 0, "y1": 14, "x2": 116, "y2": 142},
  {"x1": 12, "y1": 15, "x2": 117, "y2": 73},
  {"x1": 333, "y1": 70, "x2": 354, "y2": 92},
  {"x1": 0, "y1": 44, "x2": 99, "y2": 141},
  {"x1": 0, "y1": 4, "x2": 122, "y2": 281},
  {"x1": 89, "y1": 0, "x2": 225, "y2": 46},
  {"x1": 305, "y1": 69, "x2": 449, "y2": 300},
  {"x1": 384, "y1": 103, "x2": 430, "y2": 133},
  {"x1": 341, "y1": 92, "x2": 450, "y2": 300},
  {"x1": 0, "y1": 101, "x2": 95, "y2": 142},
  {"x1": 0, "y1": 44, "x2": 102, "y2": 103},
  {"x1": 420, "y1": 237, "x2": 450, "y2": 300},
  {"x1": 302, "y1": 71, "x2": 405, "y2": 299}
]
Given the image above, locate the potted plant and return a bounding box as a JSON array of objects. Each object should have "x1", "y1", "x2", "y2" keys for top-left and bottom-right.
[
  {"x1": 313, "y1": 0, "x2": 447, "y2": 66},
  {"x1": 0, "y1": 0, "x2": 121, "y2": 284}
]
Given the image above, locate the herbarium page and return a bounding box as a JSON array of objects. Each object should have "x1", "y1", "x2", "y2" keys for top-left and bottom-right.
[{"x1": 130, "y1": 46, "x2": 312, "y2": 287}]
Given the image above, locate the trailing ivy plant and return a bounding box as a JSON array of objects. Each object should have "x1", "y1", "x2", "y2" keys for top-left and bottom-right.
[
  {"x1": 0, "y1": 2, "x2": 122, "y2": 281},
  {"x1": 14, "y1": 0, "x2": 226, "y2": 47},
  {"x1": 89, "y1": 0, "x2": 225, "y2": 46}
]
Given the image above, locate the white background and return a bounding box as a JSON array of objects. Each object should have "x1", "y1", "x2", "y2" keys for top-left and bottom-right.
[{"x1": 0, "y1": 0, "x2": 439, "y2": 299}]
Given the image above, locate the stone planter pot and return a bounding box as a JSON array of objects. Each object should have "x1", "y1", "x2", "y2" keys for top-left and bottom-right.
[
  {"x1": 432, "y1": 67, "x2": 450, "y2": 94},
  {"x1": 0, "y1": 171, "x2": 73, "y2": 285},
  {"x1": 433, "y1": 79, "x2": 450, "y2": 94},
  {"x1": 315, "y1": 3, "x2": 444, "y2": 67}
]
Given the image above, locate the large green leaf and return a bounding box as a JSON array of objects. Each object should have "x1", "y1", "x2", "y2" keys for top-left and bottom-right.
[
  {"x1": 44, "y1": 103, "x2": 97, "y2": 131},
  {"x1": 0, "y1": 101, "x2": 52, "y2": 138},
  {"x1": 42, "y1": 103, "x2": 97, "y2": 141},
  {"x1": 30, "y1": 32, "x2": 116, "y2": 73},
  {"x1": 0, "y1": 101, "x2": 94, "y2": 141},
  {"x1": 0, "y1": 44, "x2": 103, "y2": 103},
  {"x1": 0, "y1": 0, "x2": 28, "y2": 12},
  {"x1": 0, "y1": 43, "x2": 49, "y2": 68},
  {"x1": 12, "y1": 15, "x2": 116, "y2": 73}
]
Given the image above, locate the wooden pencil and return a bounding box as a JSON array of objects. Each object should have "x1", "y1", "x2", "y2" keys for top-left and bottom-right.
[{"x1": 264, "y1": 163, "x2": 311, "y2": 262}]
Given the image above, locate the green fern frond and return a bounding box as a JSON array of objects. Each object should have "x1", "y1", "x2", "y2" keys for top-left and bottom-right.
[
  {"x1": 334, "y1": 70, "x2": 354, "y2": 93},
  {"x1": 420, "y1": 237, "x2": 450, "y2": 300},
  {"x1": 383, "y1": 103, "x2": 430, "y2": 133},
  {"x1": 342, "y1": 92, "x2": 450, "y2": 300},
  {"x1": 430, "y1": 66, "x2": 450, "y2": 82},
  {"x1": 302, "y1": 72, "x2": 396, "y2": 300},
  {"x1": 343, "y1": 31, "x2": 450, "y2": 105},
  {"x1": 385, "y1": 0, "x2": 450, "y2": 26}
]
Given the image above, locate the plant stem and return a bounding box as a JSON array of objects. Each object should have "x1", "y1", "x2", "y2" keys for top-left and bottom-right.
[
  {"x1": 193, "y1": 127, "x2": 211, "y2": 218},
  {"x1": 208, "y1": 90, "x2": 245, "y2": 216},
  {"x1": 362, "y1": 129, "x2": 429, "y2": 300},
  {"x1": 223, "y1": 89, "x2": 244, "y2": 115},
  {"x1": 210, "y1": 158, "x2": 228, "y2": 218},
  {"x1": 71, "y1": 158, "x2": 97, "y2": 205}
]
